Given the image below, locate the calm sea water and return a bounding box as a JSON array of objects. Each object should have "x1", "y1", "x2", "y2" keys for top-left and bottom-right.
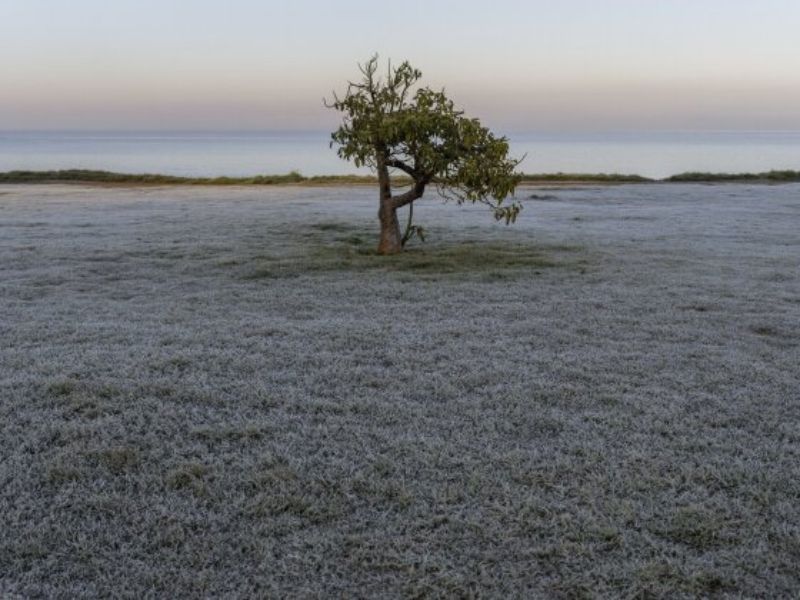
[{"x1": 1, "y1": 130, "x2": 798, "y2": 179}]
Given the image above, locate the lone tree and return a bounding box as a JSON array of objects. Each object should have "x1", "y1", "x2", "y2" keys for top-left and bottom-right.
[{"x1": 327, "y1": 56, "x2": 522, "y2": 255}]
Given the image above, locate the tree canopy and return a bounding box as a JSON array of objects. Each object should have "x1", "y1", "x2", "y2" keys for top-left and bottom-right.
[{"x1": 327, "y1": 56, "x2": 522, "y2": 254}]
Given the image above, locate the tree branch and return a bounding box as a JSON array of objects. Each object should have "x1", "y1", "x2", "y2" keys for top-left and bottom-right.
[
  {"x1": 385, "y1": 159, "x2": 417, "y2": 178},
  {"x1": 392, "y1": 180, "x2": 427, "y2": 209},
  {"x1": 401, "y1": 200, "x2": 414, "y2": 246}
]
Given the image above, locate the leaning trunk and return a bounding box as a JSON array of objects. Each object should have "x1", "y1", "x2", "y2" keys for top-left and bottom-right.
[
  {"x1": 378, "y1": 200, "x2": 402, "y2": 254},
  {"x1": 376, "y1": 155, "x2": 402, "y2": 254}
]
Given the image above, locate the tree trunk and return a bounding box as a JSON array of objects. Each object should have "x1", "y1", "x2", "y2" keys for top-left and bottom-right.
[
  {"x1": 376, "y1": 155, "x2": 402, "y2": 254},
  {"x1": 378, "y1": 199, "x2": 402, "y2": 254}
]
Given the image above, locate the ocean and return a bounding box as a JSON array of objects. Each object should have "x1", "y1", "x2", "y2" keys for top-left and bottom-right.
[{"x1": 1, "y1": 130, "x2": 798, "y2": 179}]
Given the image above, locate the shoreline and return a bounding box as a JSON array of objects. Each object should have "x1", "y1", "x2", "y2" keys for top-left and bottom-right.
[{"x1": 1, "y1": 168, "x2": 799, "y2": 187}]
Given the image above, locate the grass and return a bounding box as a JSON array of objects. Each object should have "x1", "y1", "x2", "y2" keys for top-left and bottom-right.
[
  {"x1": 666, "y1": 169, "x2": 800, "y2": 182},
  {"x1": 0, "y1": 169, "x2": 407, "y2": 186},
  {"x1": 519, "y1": 172, "x2": 654, "y2": 183},
  {"x1": 165, "y1": 463, "x2": 209, "y2": 494},
  {"x1": 521, "y1": 170, "x2": 800, "y2": 183},
  {"x1": 655, "y1": 506, "x2": 735, "y2": 550},
  {"x1": 238, "y1": 222, "x2": 573, "y2": 280},
  {"x1": 3, "y1": 168, "x2": 800, "y2": 186},
  {"x1": 1, "y1": 183, "x2": 799, "y2": 597}
]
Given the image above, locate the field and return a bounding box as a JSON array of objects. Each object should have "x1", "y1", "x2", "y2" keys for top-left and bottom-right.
[{"x1": 1, "y1": 183, "x2": 798, "y2": 597}]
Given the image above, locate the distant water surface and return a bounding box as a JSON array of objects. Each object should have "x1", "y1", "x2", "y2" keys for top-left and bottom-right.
[{"x1": 1, "y1": 130, "x2": 798, "y2": 179}]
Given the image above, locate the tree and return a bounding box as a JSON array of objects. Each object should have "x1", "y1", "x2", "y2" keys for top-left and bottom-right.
[{"x1": 327, "y1": 56, "x2": 523, "y2": 255}]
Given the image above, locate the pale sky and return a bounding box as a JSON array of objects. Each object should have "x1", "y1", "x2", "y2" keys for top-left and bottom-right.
[{"x1": 2, "y1": 0, "x2": 800, "y2": 132}]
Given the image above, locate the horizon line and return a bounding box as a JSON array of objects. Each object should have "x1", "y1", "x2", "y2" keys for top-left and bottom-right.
[{"x1": 4, "y1": 128, "x2": 800, "y2": 136}]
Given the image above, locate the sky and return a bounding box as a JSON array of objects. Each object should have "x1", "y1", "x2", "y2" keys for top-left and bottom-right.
[{"x1": 2, "y1": 0, "x2": 800, "y2": 132}]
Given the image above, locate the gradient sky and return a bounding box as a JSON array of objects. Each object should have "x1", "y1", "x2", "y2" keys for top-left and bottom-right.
[{"x1": 2, "y1": 0, "x2": 800, "y2": 132}]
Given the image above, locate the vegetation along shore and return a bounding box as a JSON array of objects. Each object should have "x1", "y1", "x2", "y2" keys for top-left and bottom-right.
[{"x1": 2, "y1": 169, "x2": 800, "y2": 186}]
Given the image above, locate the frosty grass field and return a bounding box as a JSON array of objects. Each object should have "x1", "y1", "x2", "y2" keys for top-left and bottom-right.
[{"x1": 1, "y1": 183, "x2": 798, "y2": 597}]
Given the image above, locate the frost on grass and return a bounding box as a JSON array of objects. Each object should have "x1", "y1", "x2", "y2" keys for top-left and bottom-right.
[{"x1": 1, "y1": 183, "x2": 799, "y2": 597}]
